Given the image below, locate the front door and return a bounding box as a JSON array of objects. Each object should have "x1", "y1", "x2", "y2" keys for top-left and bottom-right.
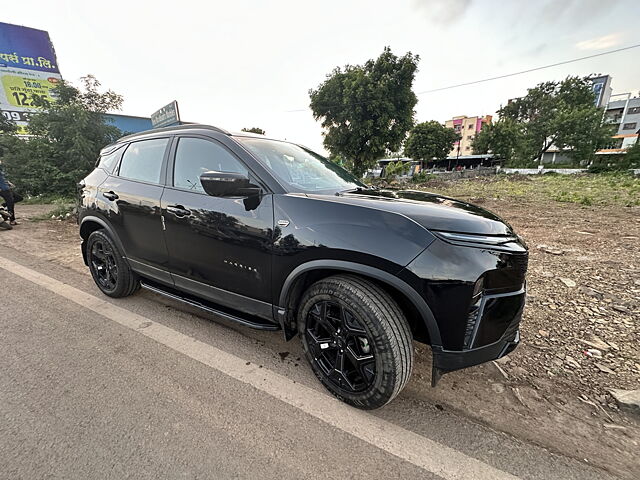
[
  {"x1": 161, "y1": 136, "x2": 274, "y2": 319},
  {"x1": 99, "y1": 137, "x2": 171, "y2": 283}
]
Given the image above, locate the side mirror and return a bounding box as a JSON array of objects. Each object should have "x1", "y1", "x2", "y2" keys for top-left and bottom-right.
[{"x1": 199, "y1": 171, "x2": 261, "y2": 197}]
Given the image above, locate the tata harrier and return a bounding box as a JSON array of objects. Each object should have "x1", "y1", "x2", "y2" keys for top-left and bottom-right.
[{"x1": 78, "y1": 124, "x2": 528, "y2": 409}]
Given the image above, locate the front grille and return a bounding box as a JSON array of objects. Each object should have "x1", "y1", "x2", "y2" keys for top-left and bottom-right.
[{"x1": 463, "y1": 305, "x2": 480, "y2": 349}]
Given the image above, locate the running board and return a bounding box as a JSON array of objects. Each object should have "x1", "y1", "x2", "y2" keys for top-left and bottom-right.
[{"x1": 140, "y1": 281, "x2": 280, "y2": 331}]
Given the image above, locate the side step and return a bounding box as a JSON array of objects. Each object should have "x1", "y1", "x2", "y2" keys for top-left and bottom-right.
[{"x1": 140, "y1": 281, "x2": 280, "y2": 331}]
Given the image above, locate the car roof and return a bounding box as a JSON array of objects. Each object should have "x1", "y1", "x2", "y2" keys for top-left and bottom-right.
[
  {"x1": 102, "y1": 123, "x2": 314, "y2": 157},
  {"x1": 117, "y1": 123, "x2": 230, "y2": 142}
]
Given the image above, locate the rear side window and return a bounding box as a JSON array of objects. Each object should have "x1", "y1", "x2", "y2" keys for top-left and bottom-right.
[
  {"x1": 118, "y1": 138, "x2": 169, "y2": 184},
  {"x1": 97, "y1": 146, "x2": 123, "y2": 173},
  {"x1": 173, "y1": 137, "x2": 247, "y2": 192}
]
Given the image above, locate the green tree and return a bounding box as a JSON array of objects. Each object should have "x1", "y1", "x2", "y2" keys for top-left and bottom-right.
[
  {"x1": 241, "y1": 127, "x2": 265, "y2": 135},
  {"x1": 472, "y1": 119, "x2": 523, "y2": 164},
  {"x1": 0, "y1": 112, "x2": 17, "y2": 135},
  {"x1": 488, "y1": 76, "x2": 612, "y2": 165},
  {"x1": 0, "y1": 112, "x2": 18, "y2": 160},
  {"x1": 626, "y1": 141, "x2": 640, "y2": 167},
  {"x1": 3, "y1": 75, "x2": 123, "y2": 196},
  {"x1": 309, "y1": 47, "x2": 419, "y2": 176},
  {"x1": 384, "y1": 160, "x2": 409, "y2": 178},
  {"x1": 404, "y1": 121, "x2": 459, "y2": 162},
  {"x1": 328, "y1": 152, "x2": 353, "y2": 171}
]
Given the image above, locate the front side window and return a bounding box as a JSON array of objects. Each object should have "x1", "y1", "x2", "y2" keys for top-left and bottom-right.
[
  {"x1": 173, "y1": 137, "x2": 248, "y2": 192},
  {"x1": 236, "y1": 137, "x2": 364, "y2": 194},
  {"x1": 118, "y1": 138, "x2": 169, "y2": 184}
]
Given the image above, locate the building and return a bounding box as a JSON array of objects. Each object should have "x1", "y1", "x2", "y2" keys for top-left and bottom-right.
[
  {"x1": 103, "y1": 113, "x2": 153, "y2": 134},
  {"x1": 602, "y1": 93, "x2": 640, "y2": 151},
  {"x1": 444, "y1": 115, "x2": 492, "y2": 157},
  {"x1": 541, "y1": 90, "x2": 640, "y2": 164}
]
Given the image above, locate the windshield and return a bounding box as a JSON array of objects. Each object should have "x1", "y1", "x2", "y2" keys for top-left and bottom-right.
[{"x1": 236, "y1": 137, "x2": 364, "y2": 194}]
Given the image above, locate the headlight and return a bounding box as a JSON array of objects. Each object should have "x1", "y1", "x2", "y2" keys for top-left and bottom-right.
[
  {"x1": 433, "y1": 231, "x2": 527, "y2": 252},
  {"x1": 434, "y1": 231, "x2": 518, "y2": 245}
]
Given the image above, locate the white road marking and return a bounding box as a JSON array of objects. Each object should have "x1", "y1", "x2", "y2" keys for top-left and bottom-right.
[{"x1": 0, "y1": 255, "x2": 520, "y2": 480}]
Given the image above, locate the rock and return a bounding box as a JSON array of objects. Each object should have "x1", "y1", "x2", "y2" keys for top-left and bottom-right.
[
  {"x1": 578, "y1": 286, "x2": 602, "y2": 298},
  {"x1": 510, "y1": 366, "x2": 529, "y2": 377},
  {"x1": 607, "y1": 341, "x2": 619, "y2": 351},
  {"x1": 579, "y1": 336, "x2": 610, "y2": 351},
  {"x1": 491, "y1": 383, "x2": 505, "y2": 394},
  {"x1": 603, "y1": 423, "x2": 627, "y2": 431},
  {"x1": 612, "y1": 304, "x2": 629, "y2": 313},
  {"x1": 492, "y1": 361, "x2": 509, "y2": 379},
  {"x1": 585, "y1": 348, "x2": 602, "y2": 358},
  {"x1": 494, "y1": 356, "x2": 510, "y2": 365},
  {"x1": 537, "y1": 244, "x2": 564, "y2": 255},
  {"x1": 538, "y1": 329, "x2": 549, "y2": 337},
  {"x1": 559, "y1": 278, "x2": 576, "y2": 288},
  {"x1": 608, "y1": 389, "x2": 640, "y2": 416},
  {"x1": 541, "y1": 271, "x2": 554, "y2": 278},
  {"x1": 595, "y1": 363, "x2": 616, "y2": 374},
  {"x1": 565, "y1": 356, "x2": 581, "y2": 369}
]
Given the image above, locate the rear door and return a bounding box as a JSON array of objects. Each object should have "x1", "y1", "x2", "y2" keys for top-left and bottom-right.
[
  {"x1": 98, "y1": 136, "x2": 172, "y2": 283},
  {"x1": 161, "y1": 135, "x2": 274, "y2": 319}
]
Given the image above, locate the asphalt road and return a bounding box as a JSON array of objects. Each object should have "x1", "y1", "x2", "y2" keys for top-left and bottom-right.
[{"x1": 0, "y1": 244, "x2": 617, "y2": 480}]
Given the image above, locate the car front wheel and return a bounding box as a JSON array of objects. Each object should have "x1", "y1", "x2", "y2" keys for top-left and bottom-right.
[{"x1": 298, "y1": 274, "x2": 413, "y2": 409}]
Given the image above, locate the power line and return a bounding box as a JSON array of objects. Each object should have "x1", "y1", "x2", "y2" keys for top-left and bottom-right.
[
  {"x1": 415, "y1": 43, "x2": 640, "y2": 95},
  {"x1": 284, "y1": 43, "x2": 640, "y2": 113}
]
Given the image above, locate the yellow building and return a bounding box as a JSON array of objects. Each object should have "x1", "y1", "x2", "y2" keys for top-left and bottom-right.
[{"x1": 444, "y1": 115, "x2": 492, "y2": 157}]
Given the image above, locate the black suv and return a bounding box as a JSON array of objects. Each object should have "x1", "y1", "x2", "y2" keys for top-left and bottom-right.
[{"x1": 78, "y1": 124, "x2": 527, "y2": 409}]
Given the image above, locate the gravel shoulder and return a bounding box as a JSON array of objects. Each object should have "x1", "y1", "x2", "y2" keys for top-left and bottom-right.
[{"x1": 2, "y1": 201, "x2": 639, "y2": 478}]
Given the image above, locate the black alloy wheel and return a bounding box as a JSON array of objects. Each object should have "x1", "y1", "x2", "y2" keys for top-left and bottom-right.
[
  {"x1": 86, "y1": 229, "x2": 139, "y2": 298},
  {"x1": 298, "y1": 274, "x2": 413, "y2": 409},
  {"x1": 305, "y1": 301, "x2": 376, "y2": 393},
  {"x1": 90, "y1": 239, "x2": 118, "y2": 291}
]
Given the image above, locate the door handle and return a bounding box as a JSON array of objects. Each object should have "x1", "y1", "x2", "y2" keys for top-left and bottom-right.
[
  {"x1": 166, "y1": 205, "x2": 191, "y2": 217},
  {"x1": 103, "y1": 191, "x2": 119, "y2": 201}
]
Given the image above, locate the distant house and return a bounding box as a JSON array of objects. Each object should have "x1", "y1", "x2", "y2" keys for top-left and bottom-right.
[{"x1": 444, "y1": 115, "x2": 492, "y2": 157}]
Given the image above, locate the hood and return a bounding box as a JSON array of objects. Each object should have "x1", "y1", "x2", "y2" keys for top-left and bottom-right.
[{"x1": 308, "y1": 189, "x2": 514, "y2": 235}]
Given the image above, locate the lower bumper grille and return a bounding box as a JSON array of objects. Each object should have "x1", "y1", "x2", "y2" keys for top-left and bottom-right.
[{"x1": 466, "y1": 288, "x2": 526, "y2": 349}]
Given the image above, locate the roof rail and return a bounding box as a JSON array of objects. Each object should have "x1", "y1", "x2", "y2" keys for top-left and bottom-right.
[{"x1": 117, "y1": 123, "x2": 230, "y2": 142}]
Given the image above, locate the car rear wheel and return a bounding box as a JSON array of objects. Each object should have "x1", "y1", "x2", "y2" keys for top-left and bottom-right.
[
  {"x1": 297, "y1": 274, "x2": 413, "y2": 409},
  {"x1": 86, "y1": 229, "x2": 139, "y2": 298}
]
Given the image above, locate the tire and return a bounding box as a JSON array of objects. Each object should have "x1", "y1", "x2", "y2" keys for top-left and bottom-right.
[
  {"x1": 86, "y1": 229, "x2": 139, "y2": 298},
  {"x1": 297, "y1": 274, "x2": 413, "y2": 409}
]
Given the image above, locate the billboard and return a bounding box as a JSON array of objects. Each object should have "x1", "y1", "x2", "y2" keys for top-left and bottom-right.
[
  {"x1": 591, "y1": 75, "x2": 612, "y2": 109},
  {"x1": 0, "y1": 22, "x2": 63, "y2": 135},
  {"x1": 151, "y1": 100, "x2": 180, "y2": 128}
]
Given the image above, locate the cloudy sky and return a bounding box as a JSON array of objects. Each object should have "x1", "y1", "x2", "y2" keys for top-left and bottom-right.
[{"x1": 5, "y1": 0, "x2": 640, "y2": 152}]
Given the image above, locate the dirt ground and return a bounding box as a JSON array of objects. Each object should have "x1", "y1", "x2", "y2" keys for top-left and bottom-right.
[{"x1": 2, "y1": 201, "x2": 639, "y2": 478}]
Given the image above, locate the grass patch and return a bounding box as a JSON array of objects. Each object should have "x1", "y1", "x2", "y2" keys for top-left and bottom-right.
[
  {"x1": 21, "y1": 194, "x2": 75, "y2": 205},
  {"x1": 411, "y1": 173, "x2": 640, "y2": 207},
  {"x1": 31, "y1": 200, "x2": 76, "y2": 222}
]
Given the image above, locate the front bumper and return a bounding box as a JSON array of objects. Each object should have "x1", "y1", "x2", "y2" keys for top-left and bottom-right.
[{"x1": 431, "y1": 287, "x2": 525, "y2": 383}]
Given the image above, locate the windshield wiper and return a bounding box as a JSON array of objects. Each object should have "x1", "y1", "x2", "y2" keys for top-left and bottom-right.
[{"x1": 336, "y1": 187, "x2": 362, "y2": 196}]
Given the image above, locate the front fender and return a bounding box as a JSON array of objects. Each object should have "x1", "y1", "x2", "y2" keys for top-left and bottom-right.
[{"x1": 277, "y1": 259, "x2": 442, "y2": 347}]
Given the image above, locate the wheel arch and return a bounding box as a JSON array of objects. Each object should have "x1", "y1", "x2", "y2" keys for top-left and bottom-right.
[
  {"x1": 79, "y1": 216, "x2": 127, "y2": 265},
  {"x1": 278, "y1": 260, "x2": 442, "y2": 347}
]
